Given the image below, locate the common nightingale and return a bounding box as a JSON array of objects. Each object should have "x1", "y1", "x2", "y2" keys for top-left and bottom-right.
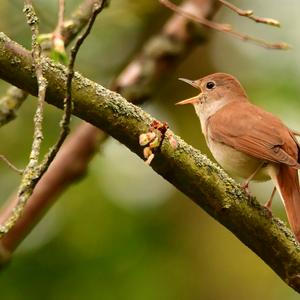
[{"x1": 177, "y1": 73, "x2": 300, "y2": 241}]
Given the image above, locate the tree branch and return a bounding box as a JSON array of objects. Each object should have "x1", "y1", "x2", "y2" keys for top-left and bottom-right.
[
  {"x1": 218, "y1": 0, "x2": 280, "y2": 27},
  {"x1": 160, "y1": 0, "x2": 290, "y2": 50},
  {"x1": 0, "y1": 0, "x2": 107, "y2": 128},
  {"x1": 61, "y1": 0, "x2": 109, "y2": 44},
  {"x1": 114, "y1": 0, "x2": 221, "y2": 103},
  {"x1": 0, "y1": 0, "x2": 220, "y2": 260},
  {"x1": 39, "y1": 0, "x2": 107, "y2": 174},
  {"x1": 0, "y1": 0, "x2": 110, "y2": 257},
  {"x1": 0, "y1": 0, "x2": 106, "y2": 239},
  {"x1": 0, "y1": 33, "x2": 300, "y2": 292},
  {"x1": 0, "y1": 123, "x2": 102, "y2": 259},
  {"x1": 0, "y1": 1, "x2": 51, "y2": 238},
  {"x1": 0, "y1": 87, "x2": 28, "y2": 126}
]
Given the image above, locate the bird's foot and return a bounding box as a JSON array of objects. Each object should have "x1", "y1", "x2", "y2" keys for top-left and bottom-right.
[
  {"x1": 263, "y1": 199, "x2": 273, "y2": 217},
  {"x1": 262, "y1": 186, "x2": 276, "y2": 217},
  {"x1": 241, "y1": 181, "x2": 251, "y2": 196}
]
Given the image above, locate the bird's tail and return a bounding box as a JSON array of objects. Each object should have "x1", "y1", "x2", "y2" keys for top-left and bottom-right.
[{"x1": 275, "y1": 165, "x2": 300, "y2": 241}]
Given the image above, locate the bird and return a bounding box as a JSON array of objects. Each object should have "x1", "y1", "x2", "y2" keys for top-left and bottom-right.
[{"x1": 177, "y1": 72, "x2": 300, "y2": 241}]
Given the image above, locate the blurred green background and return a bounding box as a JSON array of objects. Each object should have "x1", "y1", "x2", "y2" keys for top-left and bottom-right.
[{"x1": 1, "y1": 0, "x2": 300, "y2": 299}]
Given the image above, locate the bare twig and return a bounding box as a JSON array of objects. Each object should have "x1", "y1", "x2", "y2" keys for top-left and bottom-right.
[
  {"x1": 0, "y1": 0, "x2": 106, "y2": 238},
  {"x1": 40, "y1": 0, "x2": 107, "y2": 171},
  {"x1": 160, "y1": 0, "x2": 231, "y2": 32},
  {"x1": 0, "y1": 155, "x2": 23, "y2": 175},
  {"x1": 56, "y1": 0, "x2": 65, "y2": 33},
  {"x1": 218, "y1": 0, "x2": 280, "y2": 27},
  {"x1": 0, "y1": 123, "x2": 102, "y2": 256},
  {"x1": 23, "y1": 0, "x2": 47, "y2": 169},
  {"x1": 228, "y1": 30, "x2": 289, "y2": 50},
  {"x1": 51, "y1": 0, "x2": 66, "y2": 63},
  {"x1": 0, "y1": 0, "x2": 103, "y2": 128},
  {"x1": 0, "y1": 1, "x2": 48, "y2": 237},
  {"x1": 59, "y1": 0, "x2": 106, "y2": 47},
  {"x1": 24, "y1": 3, "x2": 47, "y2": 167},
  {"x1": 160, "y1": 0, "x2": 290, "y2": 50},
  {"x1": 114, "y1": 0, "x2": 222, "y2": 102}
]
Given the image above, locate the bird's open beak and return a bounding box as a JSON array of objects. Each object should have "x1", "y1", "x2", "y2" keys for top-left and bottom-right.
[
  {"x1": 178, "y1": 78, "x2": 199, "y2": 89},
  {"x1": 176, "y1": 95, "x2": 200, "y2": 105},
  {"x1": 176, "y1": 77, "x2": 201, "y2": 105},
  {"x1": 176, "y1": 78, "x2": 201, "y2": 105}
]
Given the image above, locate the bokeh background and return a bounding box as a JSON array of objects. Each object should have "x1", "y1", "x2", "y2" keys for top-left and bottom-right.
[{"x1": 1, "y1": 0, "x2": 300, "y2": 299}]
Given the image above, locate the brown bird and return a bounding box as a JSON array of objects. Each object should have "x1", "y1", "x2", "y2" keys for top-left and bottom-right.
[{"x1": 177, "y1": 73, "x2": 300, "y2": 241}]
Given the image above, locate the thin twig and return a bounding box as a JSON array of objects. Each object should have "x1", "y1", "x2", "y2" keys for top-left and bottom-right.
[
  {"x1": 51, "y1": 0, "x2": 67, "y2": 63},
  {"x1": 159, "y1": 0, "x2": 290, "y2": 50},
  {"x1": 0, "y1": 1, "x2": 48, "y2": 237},
  {"x1": 0, "y1": 155, "x2": 23, "y2": 175},
  {"x1": 160, "y1": 0, "x2": 232, "y2": 31},
  {"x1": 40, "y1": 0, "x2": 107, "y2": 171},
  {"x1": 0, "y1": 0, "x2": 107, "y2": 238},
  {"x1": 62, "y1": 0, "x2": 108, "y2": 44},
  {"x1": 56, "y1": 0, "x2": 65, "y2": 33},
  {"x1": 24, "y1": 0, "x2": 47, "y2": 168},
  {"x1": 228, "y1": 30, "x2": 289, "y2": 50},
  {"x1": 0, "y1": 0, "x2": 103, "y2": 128},
  {"x1": 218, "y1": 0, "x2": 280, "y2": 27}
]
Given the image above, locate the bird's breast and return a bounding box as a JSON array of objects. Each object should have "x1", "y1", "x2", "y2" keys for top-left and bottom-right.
[{"x1": 207, "y1": 137, "x2": 272, "y2": 181}]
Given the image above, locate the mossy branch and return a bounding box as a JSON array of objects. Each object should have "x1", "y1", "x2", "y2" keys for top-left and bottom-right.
[
  {"x1": 0, "y1": 0, "x2": 219, "y2": 263},
  {"x1": 0, "y1": 32, "x2": 300, "y2": 292},
  {"x1": 0, "y1": 0, "x2": 108, "y2": 128},
  {"x1": 0, "y1": 0, "x2": 106, "y2": 239}
]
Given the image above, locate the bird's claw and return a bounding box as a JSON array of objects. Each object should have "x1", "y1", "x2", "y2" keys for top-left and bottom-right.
[
  {"x1": 241, "y1": 182, "x2": 251, "y2": 196},
  {"x1": 263, "y1": 199, "x2": 273, "y2": 217}
]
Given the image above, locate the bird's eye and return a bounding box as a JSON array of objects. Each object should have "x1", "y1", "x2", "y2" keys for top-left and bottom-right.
[{"x1": 206, "y1": 81, "x2": 216, "y2": 90}]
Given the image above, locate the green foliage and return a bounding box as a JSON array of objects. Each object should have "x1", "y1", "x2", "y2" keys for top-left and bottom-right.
[{"x1": 50, "y1": 48, "x2": 68, "y2": 65}]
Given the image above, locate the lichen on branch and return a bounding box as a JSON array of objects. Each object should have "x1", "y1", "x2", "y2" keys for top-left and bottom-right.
[{"x1": 0, "y1": 0, "x2": 107, "y2": 239}]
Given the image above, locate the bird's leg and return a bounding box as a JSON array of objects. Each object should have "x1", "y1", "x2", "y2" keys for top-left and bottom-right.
[
  {"x1": 264, "y1": 186, "x2": 276, "y2": 213},
  {"x1": 241, "y1": 162, "x2": 265, "y2": 195}
]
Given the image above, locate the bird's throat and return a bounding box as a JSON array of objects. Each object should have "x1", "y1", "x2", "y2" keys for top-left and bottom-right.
[{"x1": 193, "y1": 97, "x2": 228, "y2": 137}]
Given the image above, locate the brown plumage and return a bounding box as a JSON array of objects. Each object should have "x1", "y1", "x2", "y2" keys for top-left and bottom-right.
[
  {"x1": 209, "y1": 101, "x2": 300, "y2": 168},
  {"x1": 177, "y1": 73, "x2": 300, "y2": 241}
]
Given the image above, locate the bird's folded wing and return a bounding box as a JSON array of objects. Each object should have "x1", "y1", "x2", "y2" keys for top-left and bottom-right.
[{"x1": 208, "y1": 101, "x2": 300, "y2": 168}]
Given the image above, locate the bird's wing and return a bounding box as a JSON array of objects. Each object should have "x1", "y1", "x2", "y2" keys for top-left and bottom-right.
[{"x1": 208, "y1": 101, "x2": 300, "y2": 168}]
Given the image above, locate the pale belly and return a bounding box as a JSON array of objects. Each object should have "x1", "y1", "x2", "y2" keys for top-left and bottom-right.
[{"x1": 207, "y1": 138, "x2": 274, "y2": 181}]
